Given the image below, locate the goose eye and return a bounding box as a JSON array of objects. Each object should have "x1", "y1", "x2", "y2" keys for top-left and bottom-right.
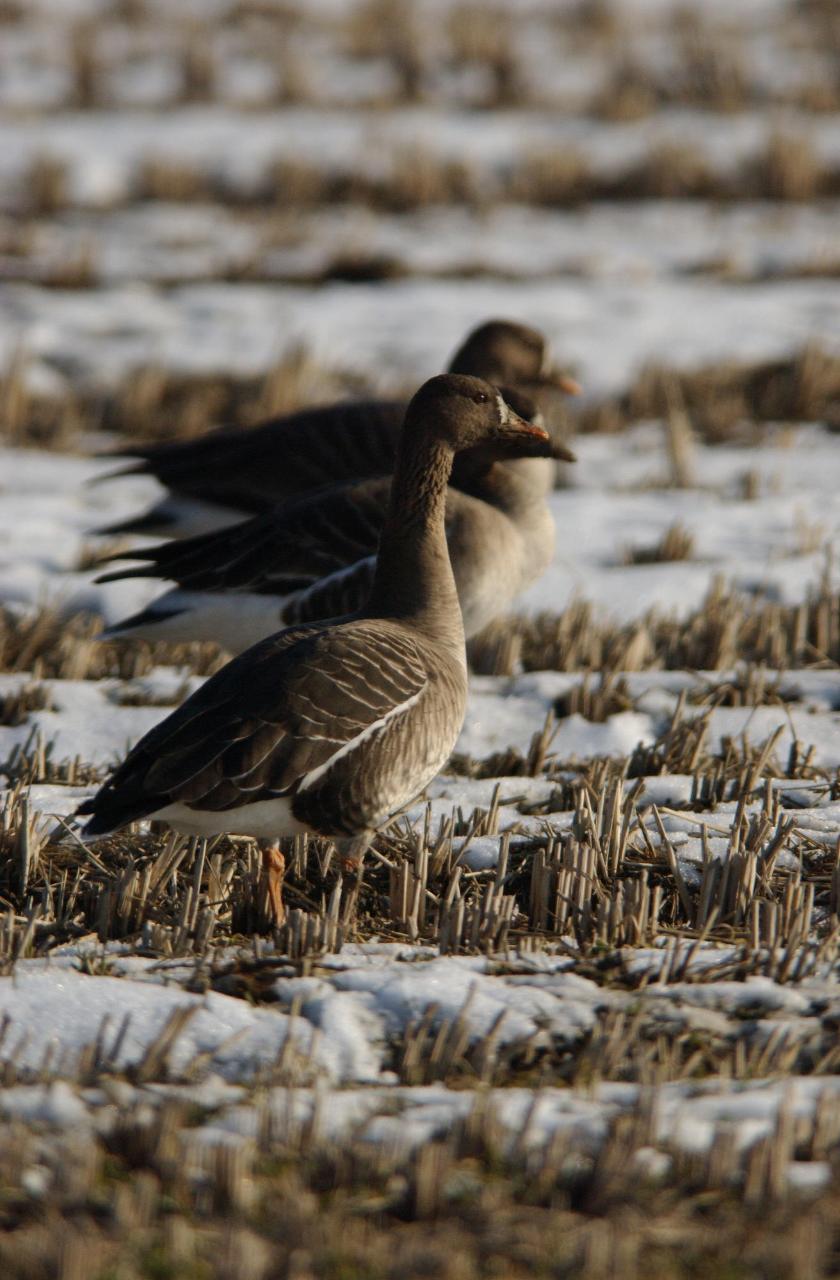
[{"x1": 473, "y1": 391, "x2": 489, "y2": 404}]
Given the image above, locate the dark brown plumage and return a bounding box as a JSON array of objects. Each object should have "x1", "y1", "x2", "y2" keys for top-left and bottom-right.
[
  {"x1": 79, "y1": 620, "x2": 448, "y2": 837},
  {"x1": 98, "y1": 319, "x2": 578, "y2": 539},
  {"x1": 98, "y1": 385, "x2": 574, "y2": 650},
  {"x1": 78, "y1": 374, "x2": 554, "y2": 922}
]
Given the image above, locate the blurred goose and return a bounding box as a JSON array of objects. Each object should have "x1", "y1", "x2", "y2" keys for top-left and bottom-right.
[
  {"x1": 78, "y1": 374, "x2": 553, "y2": 924},
  {"x1": 100, "y1": 319, "x2": 578, "y2": 540},
  {"x1": 98, "y1": 385, "x2": 575, "y2": 651}
]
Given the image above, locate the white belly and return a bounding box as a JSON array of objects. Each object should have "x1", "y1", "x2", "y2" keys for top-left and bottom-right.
[
  {"x1": 145, "y1": 497, "x2": 248, "y2": 540},
  {"x1": 112, "y1": 589, "x2": 288, "y2": 652},
  {"x1": 152, "y1": 795, "x2": 313, "y2": 840}
]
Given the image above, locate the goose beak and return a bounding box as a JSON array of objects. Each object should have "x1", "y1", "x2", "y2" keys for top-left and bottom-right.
[
  {"x1": 544, "y1": 368, "x2": 583, "y2": 396},
  {"x1": 495, "y1": 397, "x2": 554, "y2": 455},
  {"x1": 551, "y1": 439, "x2": 577, "y2": 463},
  {"x1": 494, "y1": 392, "x2": 576, "y2": 462}
]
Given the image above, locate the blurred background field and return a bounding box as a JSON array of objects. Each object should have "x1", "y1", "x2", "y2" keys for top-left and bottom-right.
[
  {"x1": 1, "y1": 0, "x2": 840, "y2": 440},
  {"x1": 2, "y1": 2, "x2": 840, "y2": 1278}
]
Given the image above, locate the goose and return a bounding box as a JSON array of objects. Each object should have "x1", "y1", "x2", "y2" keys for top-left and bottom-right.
[
  {"x1": 98, "y1": 385, "x2": 575, "y2": 651},
  {"x1": 99, "y1": 319, "x2": 578, "y2": 540},
  {"x1": 77, "y1": 374, "x2": 553, "y2": 925}
]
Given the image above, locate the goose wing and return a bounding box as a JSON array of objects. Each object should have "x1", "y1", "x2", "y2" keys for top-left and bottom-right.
[
  {"x1": 78, "y1": 621, "x2": 434, "y2": 835},
  {"x1": 102, "y1": 401, "x2": 405, "y2": 510},
  {"x1": 97, "y1": 479, "x2": 390, "y2": 595}
]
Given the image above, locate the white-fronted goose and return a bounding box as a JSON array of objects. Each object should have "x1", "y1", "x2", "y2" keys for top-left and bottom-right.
[
  {"x1": 78, "y1": 375, "x2": 553, "y2": 924},
  {"x1": 98, "y1": 385, "x2": 575, "y2": 650},
  {"x1": 100, "y1": 319, "x2": 578, "y2": 539}
]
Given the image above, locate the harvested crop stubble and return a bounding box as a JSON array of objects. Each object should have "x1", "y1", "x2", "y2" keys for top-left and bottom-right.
[
  {"x1": 3, "y1": 346, "x2": 838, "y2": 454},
  {"x1": 623, "y1": 522, "x2": 695, "y2": 565},
  {"x1": 469, "y1": 580, "x2": 840, "y2": 676},
  {"x1": 0, "y1": 347, "x2": 361, "y2": 451},
  {"x1": 580, "y1": 345, "x2": 840, "y2": 441},
  {"x1": 7, "y1": 0, "x2": 840, "y2": 117},
  {"x1": 1, "y1": 685, "x2": 836, "y2": 966},
  {"x1": 0, "y1": 1095, "x2": 839, "y2": 1280},
  {"x1": 0, "y1": 0, "x2": 839, "y2": 1272},
  {"x1": 0, "y1": 606, "x2": 227, "y2": 680},
  {"x1": 15, "y1": 132, "x2": 840, "y2": 219}
]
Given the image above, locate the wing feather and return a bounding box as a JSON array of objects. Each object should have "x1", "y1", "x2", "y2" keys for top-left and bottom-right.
[
  {"x1": 105, "y1": 400, "x2": 405, "y2": 510},
  {"x1": 98, "y1": 480, "x2": 389, "y2": 595},
  {"x1": 79, "y1": 620, "x2": 433, "y2": 833}
]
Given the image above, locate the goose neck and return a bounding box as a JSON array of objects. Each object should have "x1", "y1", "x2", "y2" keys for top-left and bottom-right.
[
  {"x1": 455, "y1": 456, "x2": 555, "y2": 515},
  {"x1": 367, "y1": 432, "x2": 463, "y2": 650}
]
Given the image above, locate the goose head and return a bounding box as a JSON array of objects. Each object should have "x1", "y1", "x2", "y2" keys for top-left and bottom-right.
[
  {"x1": 447, "y1": 382, "x2": 576, "y2": 506},
  {"x1": 496, "y1": 385, "x2": 576, "y2": 463},
  {"x1": 406, "y1": 373, "x2": 554, "y2": 458},
  {"x1": 448, "y1": 319, "x2": 581, "y2": 397}
]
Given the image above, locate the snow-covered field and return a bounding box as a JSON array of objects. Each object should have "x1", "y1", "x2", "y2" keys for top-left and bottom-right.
[
  {"x1": 2, "y1": 417, "x2": 839, "y2": 1236},
  {"x1": 2, "y1": 0, "x2": 840, "y2": 1274}
]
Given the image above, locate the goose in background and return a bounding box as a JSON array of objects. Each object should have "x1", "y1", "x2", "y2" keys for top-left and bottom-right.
[
  {"x1": 78, "y1": 374, "x2": 554, "y2": 925},
  {"x1": 98, "y1": 385, "x2": 575, "y2": 651},
  {"x1": 98, "y1": 319, "x2": 579, "y2": 540}
]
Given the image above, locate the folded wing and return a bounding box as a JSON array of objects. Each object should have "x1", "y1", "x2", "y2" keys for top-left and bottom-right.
[
  {"x1": 97, "y1": 479, "x2": 390, "y2": 595},
  {"x1": 78, "y1": 621, "x2": 433, "y2": 835}
]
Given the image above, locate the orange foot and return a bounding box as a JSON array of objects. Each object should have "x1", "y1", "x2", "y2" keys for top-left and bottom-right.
[{"x1": 258, "y1": 842, "x2": 286, "y2": 927}]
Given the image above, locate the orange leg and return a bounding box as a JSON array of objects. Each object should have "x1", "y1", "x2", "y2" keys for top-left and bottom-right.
[
  {"x1": 335, "y1": 834, "x2": 370, "y2": 925},
  {"x1": 336, "y1": 833, "x2": 371, "y2": 876},
  {"x1": 258, "y1": 839, "x2": 286, "y2": 928}
]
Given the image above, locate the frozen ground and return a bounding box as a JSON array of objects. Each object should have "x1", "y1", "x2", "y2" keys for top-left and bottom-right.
[
  {"x1": 4, "y1": 273, "x2": 840, "y2": 402},
  {"x1": 1, "y1": 0, "x2": 839, "y2": 1265},
  {"x1": 2, "y1": 421, "x2": 839, "y2": 625},
  {"x1": 1, "y1": 418, "x2": 839, "y2": 1179},
  {"x1": 6, "y1": 202, "x2": 839, "y2": 288},
  {"x1": 0, "y1": 948, "x2": 838, "y2": 1197},
  {"x1": 0, "y1": 0, "x2": 802, "y2": 114},
  {"x1": 6, "y1": 107, "x2": 840, "y2": 210}
]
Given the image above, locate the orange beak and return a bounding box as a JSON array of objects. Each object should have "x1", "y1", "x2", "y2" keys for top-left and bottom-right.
[
  {"x1": 544, "y1": 369, "x2": 583, "y2": 396},
  {"x1": 496, "y1": 406, "x2": 555, "y2": 457}
]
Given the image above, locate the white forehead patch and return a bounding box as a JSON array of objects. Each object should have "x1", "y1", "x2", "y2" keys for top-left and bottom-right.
[{"x1": 495, "y1": 391, "x2": 510, "y2": 423}]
